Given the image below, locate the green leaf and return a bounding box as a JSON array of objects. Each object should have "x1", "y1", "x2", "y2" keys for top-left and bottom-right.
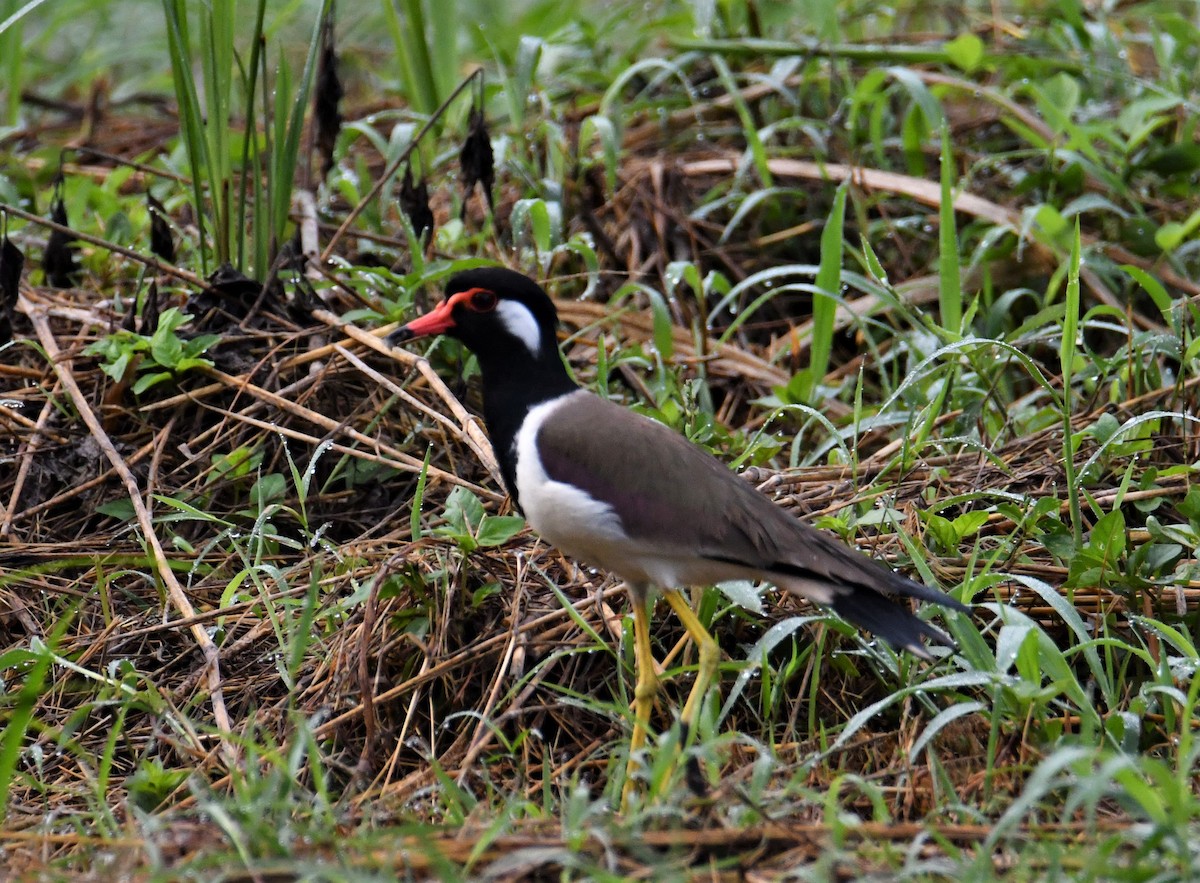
[
  {"x1": 1136, "y1": 143, "x2": 1200, "y2": 177},
  {"x1": 0, "y1": 640, "x2": 55, "y2": 805},
  {"x1": 155, "y1": 306, "x2": 189, "y2": 336},
  {"x1": 1038, "y1": 73, "x2": 1080, "y2": 133},
  {"x1": 127, "y1": 759, "x2": 190, "y2": 813},
  {"x1": 860, "y1": 235, "x2": 888, "y2": 285},
  {"x1": 210, "y1": 446, "x2": 257, "y2": 482},
  {"x1": 796, "y1": 181, "x2": 846, "y2": 403},
  {"x1": 950, "y1": 510, "x2": 991, "y2": 540},
  {"x1": 1155, "y1": 222, "x2": 1185, "y2": 252},
  {"x1": 411, "y1": 446, "x2": 432, "y2": 541},
  {"x1": 1061, "y1": 218, "x2": 1083, "y2": 547},
  {"x1": 471, "y1": 581, "x2": 503, "y2": 606},
  {"x1": 1042, "y1": 530, "x2": 1076, "y2": 560},
  {"x1": 149, "y1": 327, "x2": 184, "y2": 368},
  {"x1": 220, "y1": 568, "x2": 250, "y2": 608},
  {"x1": 1137, "y1": 542, "x2": 1182, "y2": 573},
  {"x1": 1087, "y1": 412, "x2": 1122, "y2": 444},
  {"x1": 646, "y1": 287, "x2": 675, "y2": 362},
  {"x1": 512, "y1": 198, "x2": 559, "y2": 255},
  {"x1": 104, "y1": 350, "x2": 133, "y2": 383},
  {"x1": 1034, "y1": 203, "x2": 1067, "y2": 238},
  {"x1": 938, "y1": 123, "x2": 962, "y2": 333},
  {"x1": 132, "y1": 371, "x2": 173, "y2": 395},
  {"x1": 924, "y1": 514, "x2": 957, "y2": 553},
  {"x1": 475, "y1": 515, "x2": 526, "y2": 547},
  {"x1": 441, "y1": 486, "x2": 485, "y2": 536},
  {"x1": 580, "y1": 114, "x2": 619, "y2": 195},
  {"x1": 1178, "y1": 488, "x2": 1200, "y2": 523},
  {"x1": 183, "y1": 334, "x2": 221, "y2": 358},
  {"x1": 154, "y1": 493, "x2": 230, "y2": 523},
  {"x1": 96, "y1": 499, "x2": 136, "y2": 520},
  {"x1": 1089, "y1": 509, "x2": 1127, "y2": 561},
  {"x1": 888, "y1": 66, "x2": 944, "y2": 129},
  {"x1": 1121, "y1": 265, "x2": 1173, "y2": 325},
  {"x1": 1152, "y1": 208, "x2": 1200, "y2": 253},
  {"x1": 715, "y1": 579, "x2": 764, "y2": 614},
  {"x1": 250, "y1": 473, "x2": 287, "y2": 512},
  {"x1": 944, "y1": 33, "x2": 983, "y2": 73}
]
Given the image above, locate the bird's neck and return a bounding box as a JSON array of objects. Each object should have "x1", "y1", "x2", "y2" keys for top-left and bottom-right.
[{"x1": 477, "y1": 349, "x2": 577, "y2": 503}]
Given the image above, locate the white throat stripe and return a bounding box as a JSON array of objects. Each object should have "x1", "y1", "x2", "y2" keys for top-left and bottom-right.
[{"x1": 497, "y1": 300, "x2": 542, "y2": 357}]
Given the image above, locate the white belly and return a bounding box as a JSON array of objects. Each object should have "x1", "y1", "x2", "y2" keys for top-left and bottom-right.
[{"x1": 514, "y1": 398, "x2": 629, "y2": 559}]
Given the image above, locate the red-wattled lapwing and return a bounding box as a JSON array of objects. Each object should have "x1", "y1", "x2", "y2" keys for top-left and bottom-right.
[{"x1": 389, "y1": 267, "x2": 968, "y2": 801}]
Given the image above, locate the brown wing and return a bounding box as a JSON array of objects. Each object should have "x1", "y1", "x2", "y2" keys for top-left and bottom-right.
[
  {"x1": 537, "y1": 393, "x2": 963, "y2": 599},
  {"x1": 535, "y1": 392, "x2": 966, "y2": 654}
]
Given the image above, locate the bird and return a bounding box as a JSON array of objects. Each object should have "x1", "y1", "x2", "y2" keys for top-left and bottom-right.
[{"x1": 388, "y1": 266, "x2": 969, "y2": 802}]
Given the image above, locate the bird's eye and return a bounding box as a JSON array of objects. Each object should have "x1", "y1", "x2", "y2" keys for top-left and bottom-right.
[{"x1": 470, "y1": 290, "x2": 498, "y2": 312}]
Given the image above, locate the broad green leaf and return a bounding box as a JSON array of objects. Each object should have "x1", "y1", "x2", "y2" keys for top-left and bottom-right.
[
  {"x1": 441, "y1": 486, "x2": 485, "y2": 536},
  {"x1": 475, "y1": 515, "x2": 526, "y2": 547},
  {"x1": 1089, "y1": 509, "x2": 1127, "y2": 562},
  {"x1": 132, "y1": 371, "x2": 172, "y2": 395},
  {"x1": 96, "y1": 499, "x2": 136, "y2": 520},
  {"x1": 944, "y1": 33, "x2": 983, "y2": 72},
  {"x1": 951, "y1": 510, "x2": 991, "y2": 539},
  {"x1": 714, "y1": 579, "x2": 764, "y2": 614}
]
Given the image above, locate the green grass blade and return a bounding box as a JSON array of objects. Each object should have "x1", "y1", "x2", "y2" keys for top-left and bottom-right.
[
  {"x1": 201, "y1": 0, "x2": 235, "y2": 264},
  {"x1": 427, "y1": 0, "x2": 458, "y2": 105},
  {"x1": 411, "y1": 445, "x2": 432, "y2": 540},
  {"x1": 162, "y1": 0, "x2": 214, "y2": 272},
  {"x1": 0, "y1": 0, "x2": 48, "y2": 126},
  {"x1": 711, "y1": 53, "x2": 772, "y2": 187},
  {"x1": 0, "y1": 610, "x2": 77, "y2": 821},
  {"x1": 938, "y1": 123, "x2": 962, "y2": 334},
  {"x1": 271, "y1": 1, "x2": 330, "y2": 255},
  {"x1": 393, "y1": 0, "x2": 441, "y2": 116},
  {"x1": 1061, "y1": 218, "x2": 1082, "y2": 547},
  {"x1": 0, "y1": 645, "x2": 54, "y2": 819},
  {"x1": 237, "y1": 0, "x2": 269, "y2": 274},
  {"x1": 796, "y1": 182, "x2": 846, "y2": 403}
]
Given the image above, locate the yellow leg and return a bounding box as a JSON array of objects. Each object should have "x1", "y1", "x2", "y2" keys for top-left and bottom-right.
[
  {"x1": 662, "y1": 589, "x2": 720, "y2": 734},
  {"x1": 621, "y1": 594, "x2": 659, "y2": 808}
]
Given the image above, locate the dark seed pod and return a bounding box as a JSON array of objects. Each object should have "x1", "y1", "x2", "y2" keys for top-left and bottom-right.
[
  {"x1": 314, "y1": 9, "x2": 343, "y2": 180},
  {"x1": 400, "y1": 164, "x2": 434, "y2": 243},
  {"x1": 459, "y1": 107, "x2": 495, "y2": 220},
  {"x1": 147, "y1": 194, "x2": 176, "y2": 265},
  {"x1": 141, "y1": 280, "x2": 160, "y2": 335},
  {"x1": 0, "y1": 233, "x2": 22, "y2": 345},
  {"x1": 45, "y1": 176, "x2": 80, "y2": 289}
]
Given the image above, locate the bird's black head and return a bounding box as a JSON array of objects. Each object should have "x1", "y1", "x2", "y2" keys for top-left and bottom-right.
[
  {"x1": 388, "y1": 268, "x2": 577, "y2": 474},
  {"x1": 387, "y1": 267, "x2": 560, "y2": 366}
]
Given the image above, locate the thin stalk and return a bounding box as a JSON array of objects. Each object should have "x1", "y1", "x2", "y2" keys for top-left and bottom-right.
[
  {"x1": 670, "y1": 35, "x2": 1085, "y2": 75},
  {"x1": 710, "y1": 54, "x2": 772, "y2": 187},
  {"x1": 1061, "y1": 219, "x2": 1083, "y2": 548}
]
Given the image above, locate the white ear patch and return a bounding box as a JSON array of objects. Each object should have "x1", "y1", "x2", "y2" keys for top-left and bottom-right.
[{"x1": 496, "y1": 300, "x2": 542, "y2": 357}]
